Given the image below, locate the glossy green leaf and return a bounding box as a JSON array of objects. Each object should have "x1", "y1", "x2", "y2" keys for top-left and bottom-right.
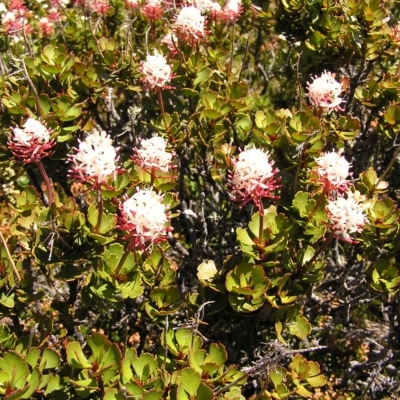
[{"x1": 66, "y1": 341, "x2": 92, "y2": 369}]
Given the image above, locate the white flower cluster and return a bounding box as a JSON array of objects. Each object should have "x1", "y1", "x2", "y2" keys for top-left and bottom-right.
[
  {"x1": 231, "y1": 148, "x2": 275, "y2": 193},
  {"x1": 174, "y1": 6, "x2": 206, "y2": 43},
  {"x1": 122, "y1": 189, "x2": 169, "y2": 245},
  {"x1": 307, "y1": 71, "x2": 343, "y2": 111},
  {"x1": 135, "y1": 136, "x2": 173, "y2": 172},
  {"x1": 12, "y1": 118, "x2": 50, "y2": 145},
  {"x1": 69, "y1": 130, "x2": 118, "y2": 183},
  {"x1": 141, "y1": 53, "x2": 172, "y2": 90},
  {"x1": 221, "y1": 0, "x2": 241, "y2": 20},
  {"x1": 315, "y1": 150, "x2": 350, "y2": 189},
  {"x1": 188, "y1": 0, "x2": 220, "y2": 14},
  {"x1": 125, "y1": 0, "x2": 139, "y2": 9},
  {"x1": 326, "y1": 190, "x2": 367, "y2": 237}
]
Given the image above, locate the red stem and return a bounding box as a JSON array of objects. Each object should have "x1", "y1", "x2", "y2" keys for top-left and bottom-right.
[{"x1": 36, "y1": 160, "x2": 54, "y2": 206}]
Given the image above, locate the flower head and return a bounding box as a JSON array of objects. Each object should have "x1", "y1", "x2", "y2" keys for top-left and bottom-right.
[
  {"x1": 118, "y1": 189, "x2": 171, "y2": 248},
  {"x1": 142, "y1": 0, "x2": 163, "y2": 20},
  {"x1": 133, "y1": 136, "x2": 174, "y2": 172},
  {"x1": 68, "y1": 130, "x2": 119, "y2": 184},
  {"x1": 39, "y1": 17, "x2": 53, "y2": 36},
  {"x1": 173, "y1": 6, "x2": 206, "y2": 46},
  {"x1": 313, "y1": 150, "x2": 350, "y2": 193},
  {"x1": 2, "y1": 11, "x2": 26, "y2": 34},
  {"x1": 326, "y1": 190, "x2": 367, "y2": 240},
  {"x1": 140, "y1": 53, "x2": 173, "y2": 90},
  {"x1": 8, "y1": 118, "x2": 55, "y2": 163},
  {"x1": 125, "y1": 0, "x2": 139, "y2": 9},
  {"x1": 228, "y1": 147, "x2": 280, "y2": 213},
  {"x1": 307, "y1": 71, "x2": 343, "y2": 111},
  {"x1": 90, "y1": 0, "x2": 111, "y2": 14},
  {"x1": 220, "y1": 0, "x2": 242, "y2": 21},
  {"x1": 188, "y1": 0, "x2": 221, "y2": 14}
]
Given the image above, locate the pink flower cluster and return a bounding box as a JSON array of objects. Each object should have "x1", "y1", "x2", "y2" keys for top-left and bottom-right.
[
  {"x1": 311, "y1": 150, "x2": 368, "y2": 240},
  {"x1": 326, "y1": 190, "x2": 367, "y2": 242},
  {"x1": 307, "y1": 71, "x2": 343, "y2": 111},
  {"x1": 313, "y1": 150, "x2": 351, "y2": 193},
  {"x1": 1, "y1": 0, "x2": 29, "y2": 34},
  {"x1": 140, "y1": 53, "x2": 174, "y2": 90},
  {"x1": 228, "y1": 147, "x2": 280, "y2": 214},
  {"x1": 68, "y1": 130, "x2": 119, "y2": 184},
  {"x1": 118, "y1": 189, "x2": 172, "y2": 249},
  {"x1": 133, "y1": 136, "x2": 175, "y2": 173},
  {"x1": 8, "y1": 118, "x2": 55, "y2": 163}
]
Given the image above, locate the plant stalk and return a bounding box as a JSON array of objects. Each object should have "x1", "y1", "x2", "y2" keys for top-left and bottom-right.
[
  {"x1": 306, "y1": 230, "x2": 335, "y2": 267},
  {"x1": 36, "y1": 160, "x2": 54, "y2": 206},
  {"x1": 94, "y1": 181, "x2": 103, "y2": 234},
  {"x1": 114, "y1": 237, "x2": 136, "y2": 277}
]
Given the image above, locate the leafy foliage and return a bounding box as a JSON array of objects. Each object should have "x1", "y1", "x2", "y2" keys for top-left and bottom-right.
[{"x1": 1, "y1": 0, "x2": 400, "y2": 398}]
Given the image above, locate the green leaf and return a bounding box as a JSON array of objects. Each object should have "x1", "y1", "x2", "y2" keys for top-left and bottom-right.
[
  {"x1": 293, "y1": 192, "x2": 309, "y2": 217},
  {"x1": 118, "y1": 275, "x2": 144, "y2": 299},
  {"x1": 87, "y1": 332, "x2": 121, "y2": 372},
  {"x1": 197, "y1": 383, "x2": 214, "y2": 400},
  {"x1": 178, "y1": 368, "x2": 201, "y2": 397},
  {"x1": 104, "y1": 388, "x2": 125, "y2": 400},
  {"x1": 131, "y1": 353, "x2": 157, "y2": 381},
  {"x1": 203, "y1": 109, "x2": 222, "y2": 119},
  {"x1": 269, "y1": 367, "x2": 286, "y2": 388},
  {"x1": 20, "y1": 367, "x2": 41, "y2": 399},
  {"x1": 205, "y1": 343, "x2": 227, "y2": 366},
  {"x1": 25, "y1": 348, "x2": 40, "y2": 368},
  {"x1": 181, "y1": 88, "x2": 199, "y2": 97},
  {"x1": 104, "y1": 243, "x2": 135, "y2": 274},
  {"x1": 0, "y1": 351, "x2": 30, "y2": 391},
  {"x1": 39, "y1": 349, "x2": 60, "y2": 371},
  {"x1": 298, "y1": 246, "x2": 315, "y2": 266},
  {"x1": 42, "y1": 45, "x2": 55, "y2": 64},
  {"x1": 193, "y1": 68, "x2": 211, "y2": 86},
  {"x1": 0, "y1": 292, "x2": 15, "y2": 308},
  {"x1": 44, "y1": 374, "x2": 64, "y2": 396},
  {"x1": 288, "y1": 316, "x2": 311, "y2": 339},
  {"x1": 228, "y1": 81, "x2": 248, "y2": 100},
  {"x1": 66, "y1": 341, "x2": 92, "y2": 369},
  {"x1": 60, "y1": 105, "x2": 81, "y2": 121},
  {"x1": 307, "y1": 362, "x2": 326, "y2": 387},
  {"x1": 38, "y1": 94, "x2": 52, "y2": 116},
  {"x1": 296, "y1": 384, "x2": 313, "y2": 397},
  {"x1": 142, "y1": 390, "x2": 164, "y2": 400},
  {"x1": 275, "y1": 321, "x2": 287, "y2": 344}
]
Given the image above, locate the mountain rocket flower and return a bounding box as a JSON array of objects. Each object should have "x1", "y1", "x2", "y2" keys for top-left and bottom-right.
[
  {"x1": 142, "y1": 0, "x2": 163, "y2": 20},
  {"x1": 326, "y1": 190, "x2": 367, "y2": 240},
  {"x1": 314, "y1": 150, "x2": 351, "y2": 193},
  {"x1": 220, "y1": 0, "x2": 242, "y2": 21},
  {"x1": 39, "y1": 17, "x2": 53, "y2": 36},
  {"x1": 133, "y1": 136, "x2": 174, "y2": 172},
  {"x1": 68, "y1": 130, "x2": 119, "y2": 184},
  {"x1": 140, "y1": 53, "x2": 173, "y2": 90},
  {"x1": 307, "y1": 71, "x2": 343, "y2": 111},
  {"x1": 228, "y1": 147, "x2": 280, "y2": 213},
  {"x1": 188, "y1": 0, "x2": 221, "y2": 14},
  {"x1": 174, "y1": 6, "x2": 206, "y2": 46},
  {"x1": 125, "y1": 0, "x2": 139, "y2": 9},
  {"x1": 8, "y1": 118, "x2": 55, "y2": 163},
  {"x1": 118, "y1": 189, "x2": 171, "y2": 248}
]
